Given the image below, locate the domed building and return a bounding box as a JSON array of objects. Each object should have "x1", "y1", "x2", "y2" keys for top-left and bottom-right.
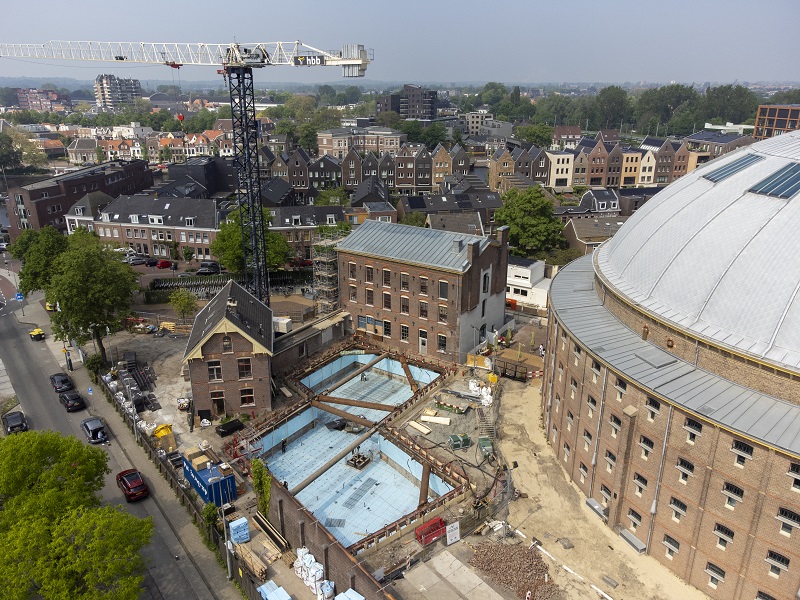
[{"x1": 542, "y1": 131, "x2": 800, "y2": 600}]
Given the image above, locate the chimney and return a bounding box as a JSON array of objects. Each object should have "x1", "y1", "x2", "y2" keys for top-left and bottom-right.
[
  {"x1": 467, "y1": 239, "x2": 480, "y2": 263},
  {"x1": 451, "y1": 239, "x2": 463, "y2": 253},
  {"x1": 496, "y1": 225, "x2": 510, "y2": 247},
  {"x1": 226, "y1": 298, "x2": 237, "y2": 309}
]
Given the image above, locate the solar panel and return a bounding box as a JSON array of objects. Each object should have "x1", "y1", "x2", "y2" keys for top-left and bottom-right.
[
  {"x1": 407, "y1": 196, "x2": 426, "y2": 209},
  {"x1": 703, "y1": 153, "x2": 764, "y2": 183},
  {"x1": 749, "y1": 162, "x2": 800, "y2": 200}
]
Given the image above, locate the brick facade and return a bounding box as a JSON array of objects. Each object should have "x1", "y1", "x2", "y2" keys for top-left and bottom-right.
[{"x1": 542, "y1": 276, "x2": 800, "y2": 600}]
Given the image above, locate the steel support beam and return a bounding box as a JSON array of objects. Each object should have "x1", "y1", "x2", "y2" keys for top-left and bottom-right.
[{"x1": 316, "y1": 394, "x2": 392, "y2": 413}]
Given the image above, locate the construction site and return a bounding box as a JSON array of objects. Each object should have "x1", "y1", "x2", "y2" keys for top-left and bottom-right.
[{"x1": 218, "y1": 343, "x2": 549, "y2": 599}]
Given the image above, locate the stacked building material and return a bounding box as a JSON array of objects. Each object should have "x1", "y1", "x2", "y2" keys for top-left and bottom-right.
[
  {"x1": 469, "y1": 542, "x2": 558, "y2": 600},
  {"x1": 229, "y1": 517, "x2": 250, "y2": 543}
]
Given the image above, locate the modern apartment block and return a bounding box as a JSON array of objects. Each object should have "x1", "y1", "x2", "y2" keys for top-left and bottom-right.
[
  {"x1": 94, "y1": 74, "x2": 142, "y2": 110},
  {"x1": 376, "y1": 84, "x2": 437, "y2": 121},
  {"x1": 754, "y1": 104, "x2": 800, "y2": 140},
  {"x1": 336, "y1": 220, "x2": 509, "y2": 363},
  {"x1": 16, "y1": 88, "x2": 71, "y2": 112}
]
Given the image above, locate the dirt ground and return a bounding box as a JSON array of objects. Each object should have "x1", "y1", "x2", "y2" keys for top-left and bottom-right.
[{"x1": 496, "y1": 378, "x2": 710, "y2": 600}]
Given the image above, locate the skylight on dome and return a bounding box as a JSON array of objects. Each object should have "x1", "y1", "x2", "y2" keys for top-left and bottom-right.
[
  {"x1": 749, "y1": 162, "x2": 800, "y2": 200},
  {"x1": 703, "y1": 153, "x2": 764, "y2": 183}
]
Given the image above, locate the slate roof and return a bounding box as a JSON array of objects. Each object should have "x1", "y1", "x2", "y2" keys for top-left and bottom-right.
[
  {"x1": 426, "y1": 211, "x2": 484, "y2": 236},
  {"x1": 335, "y1": 219, "x2": 491, "y2": 273},
  {"x1": 580, "y1": 188, "x2": 619, "y2": 211},
  {"x1": 99, "y1": 195, "x2": 220, "y2": 229},
  {"x1": 363, "y1": 201, "x2": 395, "y2": 213},
  {"x1": 686, "y1": 130, "x2": 751, "y2": 144},
  {"x1": 567, "y1": 217, "x2": 629, "y2": 241},
  {"x1": 552, "y1": 256, "x2": 800, "y2": 458},
  {"x1": 68, "y1": 138, "x2": 98, "y2": 151},
  {"x1": 270, "y1": 205, "x2": 345, "y2": 228},
  {"x1": 184, "y1": 280, "x2": 273, "y2": 360},
  {"x1": 639, "y1": 136, "x2": 667, "y2": 152},
  {"x1": 260, "y1": 178, "x2": 294, "y2": 205},
  {"x1": 65, "y1": 191, "x2": 114, "y2": 218},
  {"x1": 150, "y1": 175, "x2": 209, "y2": 199},
  {"x1": 352, "y1": 176, "x2": 388, "y2": 206}
]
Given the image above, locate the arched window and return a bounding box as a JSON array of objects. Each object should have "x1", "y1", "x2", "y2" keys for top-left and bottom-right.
[
  {"x1": 483, "y1": 273, "x2": 490, "y2": 294},
  {"x1": 222, "y1": 335, "x2": 232, "y2": 353}
]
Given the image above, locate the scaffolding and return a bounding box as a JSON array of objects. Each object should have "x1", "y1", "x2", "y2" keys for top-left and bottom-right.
[{"x1": 313, "y1": 229, "x2": 343, "y2": 316}]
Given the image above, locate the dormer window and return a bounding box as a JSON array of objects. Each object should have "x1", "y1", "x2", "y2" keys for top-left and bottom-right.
[
  {"x1": 326, "y1": 214, "x2": 335, "y2": 225},
  {"x1": 130, "y1": 214, "x2": 138, "y2": 224},
  {"x1": 292, "y1": 216, "x2": 301, "y2": 226},
  {"x1": 75, "y1": 207, "x2": 84, "y2": 216},
  {"x1": 101, "y1": 213, "x2": 110, "y2": 222},
  {"x1": 149, "y1": 215, "x2": 163, "y2": 225},
  {"x1": 185, "y1": 217, "x2": 194, "y2": 227}
]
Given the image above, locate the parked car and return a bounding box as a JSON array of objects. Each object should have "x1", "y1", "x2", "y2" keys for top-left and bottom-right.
[
  {"x1": 58, "y1": 390, "x2": 86, "y2": 412},
  {"x1": 145, "y1": 257, "x2": 159, "y2": 267},
  {"x1": 177, "y1": 272, "x2": 194, "y2": 278},
  {"x1": 156, "y1": 259, "x2": 173, "y2": 269},
  {"x1": 2, "y1": 410, "x2": 29, "y2": 434},
  {"x1": 49, "y1": 372, "x2": 74, "y2": 392},
  {"x1": 0, "y1": 242, "x2": 7, "y2": 251},
  {"x1": 195, "y1": 267, "x2": 218, "y2": 276},
  {"x1": 80, "y1": 417, "x2": 108, "y2": 444},
  {"x1": 199, "y1": 261, "x2": 220, "y2": 273},
  {"x1": 116, "y1": 469, "x2": 150, "y2": 502},
  {"x1": 29, "y1": 328, "x2": 46, "y2": 341},
  {"x1": 128, "y1": 256, "x2": 147, "y2": 266}
]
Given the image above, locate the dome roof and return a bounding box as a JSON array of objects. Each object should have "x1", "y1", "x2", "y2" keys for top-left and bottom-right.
[{"x1": 597, "y1": 130, "x2": 800, "y2": 370}]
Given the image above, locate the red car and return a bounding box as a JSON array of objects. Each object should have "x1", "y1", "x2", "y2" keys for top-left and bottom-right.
[
  {"x1": 116, "y1": 469, "x2": 150, "y2": 502},
  {"x1": 155, "y1": 259, "x2": 173, "y2": 269}
]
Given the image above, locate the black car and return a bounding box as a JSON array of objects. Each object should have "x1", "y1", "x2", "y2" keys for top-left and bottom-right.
[
  {"x1": 80, "y1": 417, "x2": 108, "y2": 444},
  {"x1": 2, "y1": 410, "x2": 29, "y2": 434},
  {"x1": 59, "y1": 391, "x2": 86, "y2": 412},
  {"x1": 144, "y1": 257, "x2": 159, "y2": 267},
  {"x1": 49, "y1": 372, "x2": 74, "y2": 393}
]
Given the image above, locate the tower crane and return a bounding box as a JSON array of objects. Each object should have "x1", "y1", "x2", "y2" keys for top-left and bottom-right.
[{"x1": 0, "y1": 40, "x2": 372, "y2": 304}]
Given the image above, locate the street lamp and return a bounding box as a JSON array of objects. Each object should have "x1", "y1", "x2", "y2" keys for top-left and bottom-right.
[{"x1": 218, "y1": 503, "x2": 233, "y2": 580}]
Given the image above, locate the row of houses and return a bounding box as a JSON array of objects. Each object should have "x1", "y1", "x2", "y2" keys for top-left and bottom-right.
[{"x1": 488, "y1": 130, "x2": 755, "y2": 192}]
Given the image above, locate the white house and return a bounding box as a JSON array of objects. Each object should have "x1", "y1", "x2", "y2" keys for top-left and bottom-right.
[{"x1": 506, "y1": 257, "x2": 550, "y2": 309}]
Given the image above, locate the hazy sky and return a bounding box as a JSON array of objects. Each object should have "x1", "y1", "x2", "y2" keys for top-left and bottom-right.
[{"x1": 1, "y1": 0, "x2": 798, "y2": 87}]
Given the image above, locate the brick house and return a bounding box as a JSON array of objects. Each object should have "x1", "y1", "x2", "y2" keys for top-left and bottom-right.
[
  {"x1": 308, "y1": 154, "x2": 342, "y2": 191},
  {"x1": 183, "y1": 281, "x2": 273, "y2": 418},
  {"x1": 269, "y1": 205, "x2": 346, "y2": 260},
  {"x1": 336, "y1": 220, "x2": 509, "y2": 363},
  {"x1": 342, "y1": 148, "x2": 364, "y2": 191},
  {"x1": 8, "y1": 160, "x2": 153, "y2": 242},
  {"x1": 431, "y1": 144, "x2": 453, "y2": 186},
  {"x1": 92, "y1": 194, "x2": 224, "y2": 260},
  {"x1": 394, "y1": 143, "x2": 432, "y2": 195}
]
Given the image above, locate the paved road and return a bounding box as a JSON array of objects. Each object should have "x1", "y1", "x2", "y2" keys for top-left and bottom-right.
[{"x1": 0, "y1": 292, "x2": 238, "y2": 600}]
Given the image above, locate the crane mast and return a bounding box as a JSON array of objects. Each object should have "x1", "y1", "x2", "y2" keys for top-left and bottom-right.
[{"x1": 0, "y1": 40, "x2": 371, "y2": 303}]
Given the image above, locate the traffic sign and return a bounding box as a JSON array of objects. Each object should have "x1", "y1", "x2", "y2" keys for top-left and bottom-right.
[
  {"x1": 87, "y1": 387, "x2": 93, "y2": 395},
  {"x1": 15, "y1": 293, "x2": 23, "y2": 301}
]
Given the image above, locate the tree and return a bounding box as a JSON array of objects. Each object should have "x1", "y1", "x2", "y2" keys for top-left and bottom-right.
[
  {"x1": 13, "y1": 226, "x2": 69, "y2": 295},
  {"x1": 7, "y1": 128, "x2": 47, "y2": 168},
  {"x1": 298, "y1": 123, "x2": 318, "y2": 153},
  {"x1": 170, "y1": 288, "x2": 198, "y2": 321},
  {"x1": 514, "y1": 124, "x2": 553, "y2": 148},
  {"x1": 314, "y1": 187, "x2": 348, "y2": 206},
  {"x1": 701, "y1": 85, "x2": 758, "y2": 124},
  {"x1": 400, "y1": 211, "x2": 427, "y2": 227},
  {"x1": 375, "y1": 111, "x2": 401, "y2": 128},
  {"x1": 0, "y1": 132, "x2": 23, "y2": 170},
  {"x1": 422, "y1": 122, "x2": 446, "y2": 150},
  {"x1": 210, "y1": 209, "x2": 292, "y2": 274},
  {"x1": 47, "y1": 229, "x2": 139, "y2": 365},
  {"x1": 95, "y1": 146, "x2": 106, "y2": 164},
  {"x1": 0, "y1": 87, "x2": 18, "y2": 106},
  {"x1": 250, "y1": 458, "x2": 272, "y2": 516},
  {"x1": 494, "y1": 187, "x2": 566, "y2": 257},
  {"x1": 0, "y1": 431, "x2": 153, "y2": 600},
  {"x1": 398, "y1": 120, "x2": 423, "y2": 143},
  {"x1": 593, "y1": 85, "x2": 632, "y2": 130},
  {"x1": 74, "y1": 100, "x2": 93, "y2": 113},
  {"x1": 274, "y1": 120, "x2": 297, "y2": 143},
  {"x1": 182, "y1": 246, "x2": 195, "y2": 263},
  {"x1": 767, "y1": 89, "x2": 800, "y2": 105}
]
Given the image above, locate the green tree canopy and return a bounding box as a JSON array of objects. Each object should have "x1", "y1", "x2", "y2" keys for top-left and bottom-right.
[
  {"x1": 494, "y1": 187, "x2": 566, "y2": 257},
  {"x1": 0, "y1": 431, "x2": 153, "y2": 600},
  {"x1": 170, "y1": 288, "x2": 199, "y2": 321},
  {"x1": 314, "y1": 187, "x2": 348, "y2": 206},
  {"x1": 422, "y1": 122, "x2": 447, "y2": 149},
  {"x1": 0, "y1": 132, "x2": 23, "y2": 170},
  {"x1": 12, "y1": 226, "x2": 69, "y2": 295},
  {"x1": 46, "y1": 229, "x2": 139, "y2": 364},
  {"x1": 514, "y1": 124, "x2": 553, "y2": 148},
  {"x1": 375, "y1": 111, "x2": 401, "y2": 128},
  {"x1": 593, "y1": 85, "x2": 632, "y2": 130},
  {"x1": 400, "y1": 211, "x2": 427, "y2": 227},
  {"x1": 210, "y1": 209, "x2": 292, "y2": 274}
]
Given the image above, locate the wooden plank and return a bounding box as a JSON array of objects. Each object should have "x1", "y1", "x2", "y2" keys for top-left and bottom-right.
[
  {"x1": 420, "y1": 415, "x2": 451, "y2": 425},
  {"x1": 317, "y1": 394, "x2": 390, "y2": 413},
  {"x1": 408, "y1": 420, "x2": 431, "y2": 435},
  {"x1": 310, "y1": 400, "x2": 374, "y2": 428}
]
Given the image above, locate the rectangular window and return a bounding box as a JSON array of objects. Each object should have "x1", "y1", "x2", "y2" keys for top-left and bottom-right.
[
  {"x1": 400, "y1": 273, "x2": 409, "y2": 291},
  {"x1": 705, "y1": 562, "x2": 725, "y2": 588},
  {"x1": 676, "y1": 458, "x2": 695, "y2": 482},
  {"x1": 397, "y1": 297, "x2": 408, "y2": 314},
  {"x1": 366, "y1": 289, "x2": 374, "y2": 306},
  {"x1": 400, "y1": 324, "x2": 409, "y2": 342},
  {"x1": 685, "y1": 417, "x2": 703, "y2": 443},
  {"x1": 722, "y1": 482, "x2": 744, "y2": 507},
  {"x1": 437, "y1": 334, "x2": 446, "y2": 353},
  {"x1": 365, "y1": 266, "x2": 373, "y2": 283},
  {"x1": 609, "y1": 414, "x2": 621, "y2": 438},
  {"x1": 582, "y1": 430, "x2": 592, "y2": 451},
  {"x1": 383, "y1": 292, "x2": 391, "y2": 310},
  {"x1": 670, "y1": 496, "x2": 687, "y2": 522},
  {"x1": 645, "y1": 397, "x2": 661, "y2": 420},
  {"x1": 438, "y1": 305, "x2": 448, "y2": 323},
  {"x1": 605, "y1": 450, "x2": 616, "y2": 471},
  {"x1": 438, "y1": 280, "x2": 448, "y2": 300},
  {"x1": 757, "y1": 592, "x2": 778, "y2": 600},
  {"x1": 563, "y1": 442, "x2": 571, "y2": 461},
  {"x1": 615, "y1": 378, "x2": 627, "y2": 401},
  {"x1": 207, "y1": 360, "x2": 222, "y2": 382},
  {"x1": 714, "y1": 523, "x2": 734, "y2": 549},
  {"x1": 210, "y1": 390, "x2": 224, "y2": 409},
  {"x1": 420, "y1": 277, "x2": 428, "y2": 295},
  {"x1": 587, "y1": 395, "x2": 597, "y2": 418},
  {"x1": 240, "y1": 388, "x2": 255, "y2": 407},
  {"x1": 633, "y1": 473, "x2": 648, "y2": 496},
  {"x1": 732, "y1": 439, "x2": 753, "y2": 466},
  {"x1": 350, "y1": 285, "x2": 357, "y2": 302},
  {"x1": 600, "y1": 484, "x2": 611, "y2": 505},
  {"x1": 570, "y1": 378, "x2": 578, "y2": 399},
  {"x1": 419, "y1": 301, "x2": 428, "y2": 319},
  {"x1": 566, "y1": 411, "x2": 574, "y2": 431},
  {"x1": 777, "y1": 507, "x2": 800, "y2": 536},
  {"x1": 348, "y1": 262, "x2": 356, "y2": 279},
  {"x1": 639, "y1": 435, "x2": 654, "y2": 459},
  {"x1": 790, "y1": 463, "x2": 800, "y2": 491},
  {"x1": 766, "y1": 550, "x2": 790, "y2": 576},
  {"x1": 573, "y1": 343, "x2": 581, "y2": 365},
  {"x1": 383, "y1": 320, "x2": 391, "y2": 338},
  {"x1": 579, "y1": 462, "x2": 588, "y2": 483},
  {"x1": 383, "y1": 269, "x2": 391, "y2": 287},
  {"x1": 357, "y1": 315, "x2": 366, "y2": 329},
  {"x1": 663, "y1": 534, "x2": 680, "y2": 558},
  {"x1": 237, "y1": 358, "x2": 252, "y2": 379}
]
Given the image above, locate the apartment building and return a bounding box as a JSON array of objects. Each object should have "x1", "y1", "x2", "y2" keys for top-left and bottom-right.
[
  {"x1": 394, "y1": 143, "x2": 432, "y2": 195},
  {"x1": 376, "y1": 84, "x2": 437, "y2": 121},
  {"x1": 317, "y1": 126, "x2": 406, "y2": 159},
  {"x1": 94, "y1": 74, "x2": 142, "y2": 110},
  {"x1": 754, "y1": 104, "x2": 800, "y2": 140},
  {"x1": 336, "y1": 220, "x2": 509, "y2": 362}
]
